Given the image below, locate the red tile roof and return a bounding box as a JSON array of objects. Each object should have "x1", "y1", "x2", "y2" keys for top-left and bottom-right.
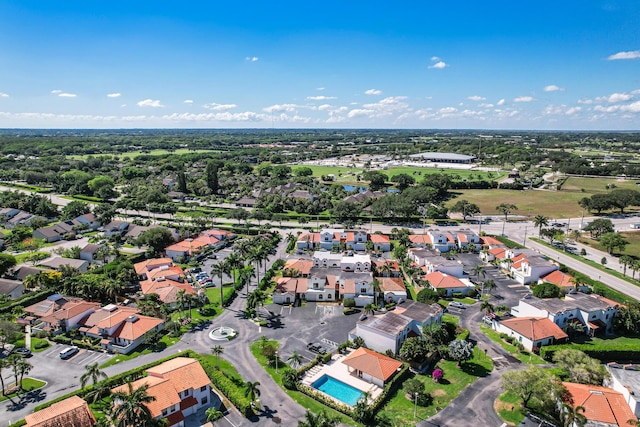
[
  {"x1": 380, "y1": 277, "x2": 406, "y2": 293},
  {"x1": 500, "y1": 317, "x2": 568, "y2": 341},
  {"x1": 541, "y1": 270, "x2": 575, "y2": 288},
  {"x1": 283, "y1": 259, "x2": 313, "y2": 276},
  {"x1": 342, "y1": 347, "x2": 403, "y2": 382},
  {"x1": 134, "y1": 258, "x2": 173, "y2": 274},
  {"x1": 563, "y1": 382, "x2": 637, "y2": 426},
  {"x1": 423, "y1": 271, "x2": 467, "y2": 289},
  {"x1": 369, "y1": 234, "x2": 390, "y2": 243},
  {"x1": 25, "y1": 396, "x2": 96, "y2": 427}
]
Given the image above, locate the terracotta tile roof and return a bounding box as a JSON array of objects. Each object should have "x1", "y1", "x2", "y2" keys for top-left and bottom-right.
[
  {"x1": 134, "y1": 258, "x2": 173, "y2": 275},
  {"x1": 146, "y1": 357, "x2": 211, "y2": 392},
  {"x1": 79, "y1": 306, "x2": 139, "y2": 330},
  {"x1": 341, "y1": 278, "x2": 355, "y2": 294},
  {"x1": 274, "y1": 277, "x2": 308, "y2": 294},
  {"x1": 369, "y1": 234, "x2": 390, "y2": 243},
  {"x1": 409, "y1": 234, "x2": 432, "y2": 245},
  {"x1": 423, "y1": 272, "x2": 467, "y2": 289},
  {"x1": 457, "y1": 233, "x2": 468, "y2": 243},
  {"x1": 541, "y1": 270, "x2": 575, "y2": 288},
  {"x1": 489, "y1": 247, "x2": 507, "y2": 258},
  {"x1": 25, "y1": 396, "x2": 96, "y2": 427},
  {"x1": 111, "y1": 314, "x2": 163, "y2": 341},
  {"x1": 380, "y1": 277, "x2": 406, "y2": 293},
  {"x1": 500, "y1": 317, "x2": 568, "y2": 341},
  {"x1": 201, "y1": 229, "x2": 235, "y2": 239},
  {"x1": 111, "y1": 376, "x2": 180, "y2": 419},
  {"x1": 297, "y1": 232, "x2": 320, "y2": 243},
  {"x1": 480, "y1": 236, "x2": 505, "y2": 247},
  {"x1": 326, "y1": 275, "x2": 339, "y2": 290},
  {"x1": 40, "y1": 301, "x2": 99, "y2": 323},
  {"x1": 563, "y1": 382, "x2": 637, "y2": 426},
  {"x1": 345, "y1": 232, "x2": 355, "y2": 242},
  {"x1": 342, "y1": 347, "x2": 403, "y2": 382},
  {"x1": 283, "y1": 259, "x2": 313, "y2": 276},
  {"x1": 146, "y1": 265, "x2": 185, "y2": 281}
]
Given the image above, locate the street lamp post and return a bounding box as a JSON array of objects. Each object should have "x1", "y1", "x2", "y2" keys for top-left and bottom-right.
[
  {"x1": 275, "y1": 350, "x2": 279, "y2": 373},
  {"x1": 414, "y1": 392, "x2": 419, "y2": 419}
]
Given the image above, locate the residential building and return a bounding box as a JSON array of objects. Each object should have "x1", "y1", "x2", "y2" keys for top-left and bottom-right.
[
  {"x1": 342, "y1": 347, "x2": 404, "y2": 387},
  {"x1": 495, "y1": 317, "x2": 568, "y2": 351},
  {"x1": 79, "y1": 243, "x2": 106, "y2": 263},
  {"x1": 25, "y1": 396, "x2": 96, "y2": 427},
  {"x1": 354, "y1": 300, "x2": 443, "y2": 353},
  {"x1": 538, "y1": 270, "x2": 589, "y2": 293},
  {"x1": 369, "y1": 233, "x2": 391, "y2": 252},
  {"x1": 103, "y1": 220, "x2": 129, "y2": 237},
  {"x1": 111, "y1": 357, "x2": 213, "y2": 427},
  {"x1": 562, "y1": 382, "x2": 637, "y2": 427},
  {"x1": 379, "y1": 277, "x2": 407, "y2": 303},
  {"x1": 511, "y1": 293, "x2": 619, "y2": 336},
  {"x1": 408, "y1": 152, "x2": 476, "y2": 164},
  {"x1": 35, "y1": 299, "x2": 101, "y2": 333},
  {"x1": 0, "y1": 278, "x2": 24, "y2": 300},
  {"x1": 422, "y1": 271, "x2": 475, "y2": 297},
  {"x1": 605, "y1": 363, "x2": 640, "y2": 417},
  {"x1": 38, "y1": 257, "x2": 89, "y2": 273}
]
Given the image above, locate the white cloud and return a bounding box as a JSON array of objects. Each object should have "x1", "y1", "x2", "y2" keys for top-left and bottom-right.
[
  {"x1": 107, "y1": 93, "x2": 121, "y2": 98},
  {"x1": 429, "y1": 56, "x2": 448, "y2": 69},
  {"x1": 431, "y1": 56, "x2": 440, "y2": 61},
  {"x1": 621, "y1": 101, "x2": 640, "y2": 113},
  {"x1": 316, "y1": 87, "x2": 325, "y2": 91},
  {"x1": 51, "y1": 90, "x2": 62, "y2": 94},
  {"x1": 577, "y1": 98, "x2": 593, "y2": 105},
  {"x1": 203, "y1": 102, "x2": 237, "y2": 111},
  {"x1": 263, "y1": 103, "x2": 300, "y2": 113},
  {"x1": 317, "y1": 104, "x2": 332, "y2": 111},
  {"x1": 365, "y1": 89, "x2": 382, "y2": 96},
  {"x1": 347, "y1": 109, "x2": 376, "y2": 118},
  {"x1": 58, "y1": 93, "x2": 77, "y2": 98},
  {"x1": 162, "y1": 111, "x2": 266, "y2": 122},
  {"x1": 439, "y1": 107, "x2": 457, "y2": 114},
  {"x1": 245, "y1": 56, "x2": 259, "y2": 62},
  {"x1": 137, "y1": 99, "x2": 164, "y2": 108},
  {"x1": 607, "y1": 50, "x2": 640, "y2": 60},
  {"x1": 543, "y1": 85, "x2": 564, "y2": 92},
  {"x1": 306, "y1": 95, "x2": 336, "y2": 100},
  {"x1": 565, "y1": 107, "x2": 581, "y2": 115},
  {"x1": 467, "y1": 95, "x2": 486, "y2": 101},
  {"x1": 497, "y1": 99, "x2": 506, "y2": 106},
  {"x1": 183, "y1": 100, "x2": 193, "y2": 104},
  {"x1": 0, "y1": 93, "x2": 8, "y2": 98},
  {"x1": 479, "y1": 103, "x2": 494, "y2": 108},
  {"x1": 607, "y1": 92, "x2": 633, "y2": 103},
  {"x1": 120, "y1": 104, "x2": 127, "y2": 108},
  {"x1": 513, "y1": 96, "x2": 535, "y2": 103}
]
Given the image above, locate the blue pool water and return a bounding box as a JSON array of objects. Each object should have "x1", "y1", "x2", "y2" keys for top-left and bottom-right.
[{"x1": 311, "y1": 375, "x2": 364, "y2": 406}]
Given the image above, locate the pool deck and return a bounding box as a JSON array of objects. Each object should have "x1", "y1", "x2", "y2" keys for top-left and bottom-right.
[{"x1": 301, "y1": 351, "x2": 383, "y2": 405}]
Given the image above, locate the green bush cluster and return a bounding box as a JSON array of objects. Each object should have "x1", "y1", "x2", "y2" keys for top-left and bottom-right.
[
  {"x1": 456, "y1": 328, "x2": 470, "y2": 341},
  {"x1": 297, "y1": 383, "x2": 353, "y2": 416},
  {"x1": 0, "y1": 289, "x2": 54, "y2": 315},
  {"x1": 198, "y1": 359, "x2": 254, "y2": 417},
  {"x1": 540, "y1": 342, "x2": 640, "y2": 362}
]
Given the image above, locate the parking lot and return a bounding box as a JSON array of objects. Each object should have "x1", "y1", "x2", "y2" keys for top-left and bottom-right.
[{"x1": 37, "y1": 343, "x2": 113, "y2": 366}]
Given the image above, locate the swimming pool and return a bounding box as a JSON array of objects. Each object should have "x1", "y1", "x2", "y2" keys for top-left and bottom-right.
[{"x1": 311, "y1": 374, "x2": 364, "y2": 406}]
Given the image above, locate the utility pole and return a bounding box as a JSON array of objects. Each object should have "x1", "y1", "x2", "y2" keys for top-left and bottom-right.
[{"x1": 523, "y1": 226, "x2": 528, "y2": 247}]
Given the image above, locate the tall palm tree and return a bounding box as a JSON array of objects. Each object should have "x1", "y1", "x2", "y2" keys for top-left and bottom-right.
[
  {"x1": 620, "y1": 255, "x2": 634, "y2": 277},
  {"x1": 238, "y1": 265, "x2": 255, "y2": 296},
  {"x1": 210, "y1": 262, "x2": 226, "y2": 308},
  {"x1": 176, "y1": 289, "x2": 186, "y2": 320},
  {"x1": 288, "y1": 351, "x2": 304, "y2": 369},
  {"x1": 0, "y1": 358, "x2": 8, "y2": 395},
  {"x1": 472, "y1": 264, "x2": 486, "y2": 281},
  {"x1": 496, "y1": 203, "x2": 518, "y2": 236},
  {"x1": 483, "y1": 279, "x2": 496, "y2": 296},
  {"x1": 81, "y1": 362, "x2": 108, "y2": 389},
  {"x1": 244, "y1": 381, "x2": 261, "y2": 405},
  {"x1": 363, "y1": 303, "x2": 376, "y2": 316},
  {"x1": 84, "y1": 381, "x2": 112, "y2": 404},
  {"x1": 298, "y1": 409, "x2": 340, "y2": 427},
  {"x1": 225, "y1": 253, "x2": 242, "y2": 285},
  {"x1": 211, "y1": 345, "x2": 224, "y2": 368},
  {"x1": 559, "y1": 403, "x2": 587, "y2": 427},
  {"x1": 111, "y1": 382, "x2": 156, "y2": 427},
  {"x1": 534, "y1": 215, "x2": 549, "y2": 237},
  {"x1": 480, "y1": 300, "x2": 494, "y2": 315}
]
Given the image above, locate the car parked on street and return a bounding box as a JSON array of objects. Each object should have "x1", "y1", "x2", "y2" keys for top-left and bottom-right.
[
  {"x1": 12, "y1": 347, "x2": 32, "y2": 357},
  {"x1": 448, "y1": 301, "x2": 466, "y2": 309}
]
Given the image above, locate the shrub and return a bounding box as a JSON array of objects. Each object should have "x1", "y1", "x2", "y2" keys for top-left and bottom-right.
[
  {"x1": 343, "y1": 298, "x2": 356, "y2": 308},
  {"x1": 456, "y1": 328, "x2": 470, "y2": 341},
  {"x1": 343, "y1": 308, "x2": 357, "y2": 315}
]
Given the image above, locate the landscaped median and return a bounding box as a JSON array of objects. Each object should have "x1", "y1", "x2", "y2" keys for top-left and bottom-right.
[{"x1": 479, "y1": 324, "x2": 546, "y2": 364}]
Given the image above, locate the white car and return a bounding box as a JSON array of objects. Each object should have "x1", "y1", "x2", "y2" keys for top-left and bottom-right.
[{"x1": 448, "y1": 301, "x2": 465, "y2": 309}]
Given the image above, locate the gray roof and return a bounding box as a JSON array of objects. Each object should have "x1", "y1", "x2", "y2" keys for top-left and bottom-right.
[
  {"x1": 39, "y1": 257, "x2": 88, "y2": 270},
  {"x1": 0, "y1": 278, "x2": 23, "y2": 294},
  {"x1": 409, "y1": 152, "x2": 476, "y2": 161},
  {"x1": 14, "y1": 266, "x2": 48, "y2": 281},
  {"x1": 524, "y1": 292, "x2": 618, "y2": 314},
  {"x1": 358, "y1": 300, "x2": 442, "y2": 334},
  {"x1": 607, "y1": 364, "x2": 640, "y2": 405}
]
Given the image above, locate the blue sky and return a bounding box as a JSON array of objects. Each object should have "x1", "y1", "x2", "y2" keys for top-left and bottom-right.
[{"x1": 1, "y1": 1, "x2": 639, "y2": 129}]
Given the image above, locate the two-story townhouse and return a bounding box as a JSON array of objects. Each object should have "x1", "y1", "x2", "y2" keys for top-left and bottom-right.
[
  {"x1": 495, "y1": 316, "x2": 568, "y2": 351},
  {"x1": 426, "y1": 229, "x2": 457, "y2": 253},
  {"x1": 456, "y1": 229, "x2": 481, "y2": 251},
  {"x1": 112, "y1": 357, "x2": 214, "y2": 427},
  {"x1": 313, "y1": 251, "x2": 341, "y2": 268},
  {"x1": 605, "y1": 363, "x2": 640, "y2": 418},
  {"x1": 353, "y1": 300, "x2": 443, "y2": 354},
  {"x1": 408, "y1": 234, "x2": 433, "y2": 248},
  {"x1": 341, "y1": 254, "x2": 371, "y2": 272},
  {"x1": 510, "y1": 253, "x2": 558, "y2": 284},
  {"x1": 408, "y1": 248, "x2": 441, "y2": 267},
  {"x1": 511, "y1": 292, "x2": 619, "y2": 336},
  {"x1": 296, "y1": 232, "x2": 321, "y2": 250},
  {"x1": 345, "y1": 230, "x2": 368, "y2": 251},
  {"x1": 424, "y1": 256, "x2": 464, "y2": 277},
  {"x1": 25, "y1": 396, "x2": 96, "y2": 427},
  {"x1": 339, "y1": 272, "x2": 375, "y2": 306},
  {"x1": 305, "y1": 267, "x2": 339, "y2": 302},
  {"x1": 379, "y1": 277, "x2": 407, "y2": 303},
  {"x1": 319, "y1": 229, "x2": 341, "y2": 250},
  {"x1": 369, "y1": 233, "x2": 391, "y2": 252},
  {"x1": 538, "y1": 270, "x2": 589, "y2": 293},
  {"x1": 423, "y1": 271, "x2": 475, "y2": 297},
  {"x1": 37, "y1": 300, "x2": 100, "y2": 333}
]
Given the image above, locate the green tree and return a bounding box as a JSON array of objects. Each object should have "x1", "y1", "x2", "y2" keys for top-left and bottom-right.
[
  {"x1": 0, "y1": 253, "x2": 17, "y2": 277},
  {"x1": 480, "y1": 300, "x2": 494, "y2": 315},
  {"x1": 294, "y1": 167, "x2": 314, "y2": 177},
  {"x1": 416, "y1": 288, "x2": 439, "y2": 304},
  {"x1": 363, "y1": 171, "x2": 388, "y2": 191},
  {"x1": 110, "y1": 382, "x2": 156, "y2": 427},
  {"x1": 330, "y1": 201, "x2": 362, "y2": 224},
  {"x1": 614, "y1": 302, "x2": 640, "y2": 335},
  {"x1": 88, "y1": 175, "x2": 117, "y2": 199},
  {"x1": 447, "y1": 339, "x2": 474, "y2": 366},
  {"x1": 451, "y1": 199, "x2": 480, "y2": 222},
  {"x1": 211, "y1": 345, "x2": 224, "y2": 368},
  {"x1": 399, "y1": 337, "x2": 430, "y2": 363},
  {"x1": 620, "y1": 255, "x2": 634, "y2": 277},
  {"x1": 94, "y1": 203, "x2": 117, "y2": 225},
  {"x1": 559, "y1": 403, "x2": 587, "y2": 427},
  {"x1": 244, "y1": 381, "x2": 261, "y2": 404},
  {"x1": 135, "y1": 227, "x2": 175, "y2": 256},
  {"x1": 532, "y1": 282, "x2": 562, "y2": 298},
  {"x1": 496, "y1": 203, "x2": 518, "y2": 235},
  {"x1": 298, "y1": 409, "x2": 339, "y2": 427},
  {"x1": 80, "y1": 362, "x2": 107, "y2": 389},
  {"x1": 206, "y1": 161, "x2": 220, "y2": 194},
  {"x1": 599, "y1": 232, "x2": 628, "y2": 254},
  {"x1": 61, "y1": 200, "x2": 90, "y2": 220},
  {"x1": 390, "y1": 173, "x2": 416, "y2": 192},
  {"x1": 210, "y1": 262, "x2": 226, "y2": 308},
  {"x1": 552, "y1": 349, "x2": 609, "y2": 385},
  {"x1": 205, "y1": 407, "x2": 224, "y2": 424},
  {"x1": 501, "y1": 365, "x2": 564, "y2": 409},
  {"x1": 534, "y1": 215, "x2": 549, "y2": 237},
  {"x1": 583, "y1": 218, "x2": 614, "y2": 239},
  {"x1": 288, "y1": 350, "x2": 304, "y2": 368}
]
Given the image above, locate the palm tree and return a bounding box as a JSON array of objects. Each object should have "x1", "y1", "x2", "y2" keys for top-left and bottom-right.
[
  {"x1": 206, "y1": 407, "x2": 224, "y2": 424},
  {"x1": 472, "y1": 264, "x2": 486, "y2": 281},
  {"x1": 110, "y1": 382, "x2": 156, "y2": 427},
  {"x1": 534, "y1": 215, "x2": 549, "y2": 237},
  {"x1": 81, "y1": 362, "x2": 107, "y2": 389},
  {"x1": 559, "y1": 403, "x2": 587, "y2": 427},
  {"x1": 298, "y1": 409, "x2": 340, "y2": 427},
  {"x1": 480, "y1": 300, "x2": 494, "y2": 315},
  {"x1": 363, "y1": 303, "x2": 376, "y2": 316},
  {"x1": 244, "y1": 381, "x2": 261, "y2": 405},
  {"x1": 483, "y1": 279, "x2": 496, "y2": 296},
  {"x1": 211, "y1": 345, "x2": 224, "y2": 369},
  {"x1": 0, "y1": 357, "x2": 7, "y2": 395},
  {"x1": 496, "y1": 203, "x2": 518, "y2": 236},
  {"x1": 238, "y1": 265, "x2": 255, "y2": 296},
  {"x1": 176, "y1": 289, "x2": 186, "y2": 320},
  {"x1": 225, "y1": 252, "x2": 242, "y2": 285},
  {"x1": 620, "y1": 255, "x2": 634, "y2": 277},
  {"x1": 631, "y1": 260, "x2": 640, "y2": 280},
  {"x1": 210, "y1": 262, "x2": 226, "y2": 308},
  {"x1": 84, "y1": 381, "x2": 112, "y2": 404},
  {"x1": 288, "y1": 351, "x2": 304, "y2": 368}
]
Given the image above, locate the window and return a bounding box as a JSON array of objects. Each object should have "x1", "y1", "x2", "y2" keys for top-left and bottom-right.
[
  {"x1": 200, "y1": 385, "x2": 207, "y2": 391},
  {"x1": 201, "y1": 396, "x2": 208, "y2": 405},
  {"x1": 360, "y1": 288, "x2": 367, "y2": 293},
  {"x1": 518, "y1": 336, "x2": 522, "y2": 343},
  {"x1": 328, "y1": 294, "x2": 332, "y2": 299},
  {"x1": 162, "y1": 409, "x2": 168, "y2": 416},
  {"x1": 319, "y1": 295, "x2": 323, "y2": 300}
]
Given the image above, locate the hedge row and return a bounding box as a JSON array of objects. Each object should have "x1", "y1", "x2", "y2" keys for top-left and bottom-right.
[
  {"x1": 492, "y1": 235, "x2": 525, "y2": 249},
  {"x1": 369, "y1": 364, "x2": 411, "y2": 412},
  {"x1": 540, "y1": 343, "x2": 640, "y2": 362},
  {"x1": 198, "y1": 358, "x2": 253, "y2": 417},
  {"x1": 297, "y1": 383, "x2": 353, "y2": 416},
  {"x1": 456, "y1": 328, "x2": 471, "y2": 341},
  {"x1": 0, "y1": 289, "x2": 54, "y2": 315}
]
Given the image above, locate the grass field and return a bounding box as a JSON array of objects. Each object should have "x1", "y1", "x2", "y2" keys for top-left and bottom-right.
[
  {"x1": 495, "y1": 391, "x2": 526, "y2": 426},
  {"x1": 0, "y1": 378, "x2": 46, "y2": 402},
  {"x1": 480, "y1": 324, "x2": 546, "y2": 364},
  {"x1": 67, "y1": 148, "x2": 218, "y2": 160},
  {"x1": 561, "y1": 176, "x2": 640, "y2": 194},
  {"x1": 581, "y1": 231, "x2": 640, "y2": 259}
]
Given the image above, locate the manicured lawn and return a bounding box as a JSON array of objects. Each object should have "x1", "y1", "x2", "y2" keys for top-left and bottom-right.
[
  {"x1": 581, "y1": 231, "x2": 640, "y2": 259},
  {"x1": 0, "y1": 378, "x2": 46, "y2": 402},
  {"x1": 15, "y1": 251, "x2": 49, "y2": 264},
  {"x1": 479, "y1": 324, "x2": 546, "y2": 364},
  {"x1": 384, "y1": 350, "x2": 493, "y2": 425},
  {"x1": 495, "y1": 391, "x2": 526, "y2": 426},
  {"x1": 561, "y1": 176, "x2": 640, "y2": 195},
  {"x1": 13, "y1": 337, "x2": 50, "y2": 352},
  {"x1": 438, "y1": 297, "x2": 477, "y2": 307}
]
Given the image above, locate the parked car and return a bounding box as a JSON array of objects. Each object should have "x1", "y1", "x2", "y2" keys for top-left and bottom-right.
[
  {"x1": 59, "y1": 346, "x2": 79, "y2": 359},
  {"x1": 190, "y1": 267, "x2": 202, "y2": 274},
  {"x1": 448, "y1": 301, "x2": 465, "y2": 309},
  {"x1": 208, "y1": 254, "x2": 217, "y2": 259},
  {"x1": 12, "y1": 347, "x2": 32, "y2": 357}
]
